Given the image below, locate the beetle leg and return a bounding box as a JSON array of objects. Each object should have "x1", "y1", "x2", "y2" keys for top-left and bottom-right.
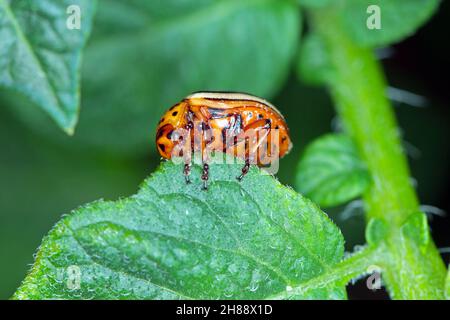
[
  {"x1": 183, "y1": 116, "x2": 194, "y2": 184},
  {"x1": 185, "y1": 109, "x2": 195, "y2": 155},
  {"x1": 237, "y1": 136, "x2": 251, "y2": 181},
  {"x1": 184, "y1": 162, "x2": 191, "y2": 184},
  {"x1": 224, "y1": 113, "x2": 243, "y2": 148},
  {"x1": 201, "y1": 163, "x2": 209, "y2": 190},
  {"x1": 235, "y1": 120, "x2": 271, "y2": 181},
  {"x1": 237, "y1": 158, "x2": 250, "y2": 181},
  {"x1": 227, "y1": 118, "x2": 270, "y2": 150},
  {"x1": 201, "y1": 121, "x2": 212, "y2": 190}
]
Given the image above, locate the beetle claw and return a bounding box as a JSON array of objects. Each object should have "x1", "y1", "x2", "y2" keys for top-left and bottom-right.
[
  {"x1": 201, "y1": 163, "x2": 209, "y2": 190},
  {"x1": 237, "y1": 159, "x2": 250, "y2": 182},
  {"x1": 184, "y1": 163, "x2": 191, "y2": 184}
]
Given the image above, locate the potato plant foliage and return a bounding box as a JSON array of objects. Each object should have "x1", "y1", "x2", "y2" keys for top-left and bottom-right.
[{"x1": 2, "y1": 0, "x2": 448, "y2": 299}]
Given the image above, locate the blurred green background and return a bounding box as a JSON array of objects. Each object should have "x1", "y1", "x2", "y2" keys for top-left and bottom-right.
[{"x1": 1, "y1": 1, "x2": 449, "y2": 299}]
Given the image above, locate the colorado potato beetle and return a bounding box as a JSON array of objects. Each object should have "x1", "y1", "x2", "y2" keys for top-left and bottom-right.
[{"x1": 156, "y1": 92, "x2": 292, "y2": 189}]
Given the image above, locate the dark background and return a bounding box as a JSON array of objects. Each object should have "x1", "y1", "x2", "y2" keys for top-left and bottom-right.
[{"x1": 0, "y1": 2, "x2": 449, "y2": 299}]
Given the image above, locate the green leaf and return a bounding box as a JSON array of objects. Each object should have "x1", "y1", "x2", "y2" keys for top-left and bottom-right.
[
  {"x1": 8, "y1": 0, "x2": 300, "y2": 154},
  {"x1": 365, "y1": 218, "x2": 388, "y2": 247},
  {"x1": 297, "y1": 0, "x2": 332, "y2": 9},
  {"x1": 0, "y1": 0, "x2": 96, "y2": 133},
  {"x1": 401, "y1": 212, "x2": 430, "y2": 249},
  {"x1": 296, "y1": 33, "x2": 334, "y2": 86},
  {"x1": 296, "y1": 134, "x2": 370, "y2": 208},
  {"x1": 446, "y1": 268, "x2": 450, "y2": 299},
  {"x1": 14, "y1": 161, "x2": 348, "y2": 300},
  {"x1": 335, "y1": 0, "x2": 440, "y2": 47}
]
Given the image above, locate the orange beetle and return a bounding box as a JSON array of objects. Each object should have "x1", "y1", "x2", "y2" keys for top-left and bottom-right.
[{"x1": 156, "y1": 92, "x2": 292, "y2": 189}]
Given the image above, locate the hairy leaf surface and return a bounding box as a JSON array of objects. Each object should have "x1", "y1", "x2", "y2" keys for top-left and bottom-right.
[{"x1": 15, "y1": 161, "x2": 346, "y2": 300}]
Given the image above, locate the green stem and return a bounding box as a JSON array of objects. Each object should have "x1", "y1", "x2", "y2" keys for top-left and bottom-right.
[{"x1": 311, "y1": 9, "x2": 447, "y2": 299}]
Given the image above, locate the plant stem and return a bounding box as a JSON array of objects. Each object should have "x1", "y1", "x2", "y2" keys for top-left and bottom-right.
[{"x1": 311, "y1": 9, "x2": 447, "y2": 299}]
